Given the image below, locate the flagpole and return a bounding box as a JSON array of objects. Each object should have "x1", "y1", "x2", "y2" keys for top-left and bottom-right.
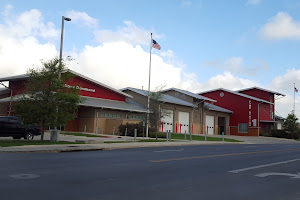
[{"x1": 146, "y1": 33, "x2": 152, "y2": 138}]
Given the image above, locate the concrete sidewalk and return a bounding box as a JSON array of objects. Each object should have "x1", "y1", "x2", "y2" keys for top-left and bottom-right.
[
  {"x1": 0, "y1": 131, "x2": 298, "y2": 153},
  {"x1": 0, "y1": 140, "x2": 239, "y2": 153}
]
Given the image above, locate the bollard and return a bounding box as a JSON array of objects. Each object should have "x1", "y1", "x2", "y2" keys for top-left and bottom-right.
[
  {"x1": 190, "y1": 131, "x2": 192, "y2": 142},
  {"x1": 134, "y1": 129, "x2": 137, "y2": 142},
  {"x1": 166, "y1": 131, "x2": 169, "y2": 142},
  {"x1": 84, "y1": 125, "x2": 86, "y2": 134},
  {"x1": 125, "y1": 128, "x2": 127, "y2": 137},
  {"x1": 169, "y1": 130, "x2": 171, "y2": 141},
  {"x1": 222, "y1": 132, "x2": 224, "y2": 142},
  {"x1": 113, "y1": 127, "x2": 115, "y2": 136}
]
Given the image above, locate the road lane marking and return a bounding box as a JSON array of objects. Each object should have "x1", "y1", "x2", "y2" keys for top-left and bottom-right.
[
  {"x1": 154, "y1": 149, "x2": 184, "y2": 153},
  {"x1": 255, "y1": 172, "x2": 300, "y2": 179},
  {"x1": 149, "y1": 148, "x2": 300, "y2": 163},
  {"x1": 229, "y1": 158, "x2": 300, "y2": 173}
]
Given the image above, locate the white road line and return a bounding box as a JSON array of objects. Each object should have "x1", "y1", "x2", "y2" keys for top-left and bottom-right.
[
  {"x1": 244, "y1": 146, "x2": 257, "y2": 148},
  {"x1": 229, "y1": 158, "x2": 300, "y2": 173},
  {"x1": 154, "y1": 149, "x2": 184, "y2": 153}
]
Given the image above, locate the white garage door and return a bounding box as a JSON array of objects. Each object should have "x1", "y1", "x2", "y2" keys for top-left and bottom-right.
[
  {"x1": 160, "y1": 109, "x2": 173, "y2": 133},
  {"x1": 206, "y1": 115, "x2": 214, "y2": 135},
  {"x1": 178, "y1": 111, "x2": 189, "y2": 134}
]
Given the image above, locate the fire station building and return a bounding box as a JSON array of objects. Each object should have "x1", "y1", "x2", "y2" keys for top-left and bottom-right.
[
  {"x1": 121, "y1": 87, "x2": 233, "y2": 135},
  {"x1": 0, "y1": 70, "x2": 284, "y2": 137},
  {"x1": 0, "y1": 71, "x2": 148, "y2": 134},
  {"x1": 199, "y1": 87, "x2": 285, "y2": 136}
]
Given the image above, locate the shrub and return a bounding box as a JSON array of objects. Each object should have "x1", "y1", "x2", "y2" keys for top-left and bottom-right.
[
  {"x1": 270, "y1": 129, "x2": 300, "y2": 140},
  {"x1": 118, "y1": 123, "x2": 155, "y2": 137},
  {"x1": 259, "y1": 132, "x2": 271, "y2": 137}
]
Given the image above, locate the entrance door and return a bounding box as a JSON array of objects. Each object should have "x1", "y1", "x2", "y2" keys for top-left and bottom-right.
[
  {"x1": 206, "y1": 115, "x2": 214, "y2": 135},
  {"x1": 218, "y1": 117, "x2": 226, "y2": 135}
]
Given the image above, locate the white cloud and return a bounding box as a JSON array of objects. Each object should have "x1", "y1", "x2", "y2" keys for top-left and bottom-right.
[
  {"x1": 198, "y1": 71, "x2": 260, "y2": 92},
  {"x1": 0, "y1": 6, "x2": 58, "y2": 77},
  {"x1": 203, "y1": 57, "x2": 268, "y2": 76},
  {"x1": 66, "y1": 10, "x2": 98, "y2": 28},
  {"x1": 268, "y1": 69, "x2": 300, "y2": 118},
  {"x1": 246, "y1": 0, "x2": 261, "y2": 6},
  {"x1": 69, "y1": 41, "x2": 183, "y2": 91},
  {"x1": 94, "y1": 21, "x2": 163, "y2": 46},
  {"x1": 275, "y1": 95, "x2": 300, "y2": 119},
  {"x1": 1, "y1": 6, "x2": 59, "y2": 39},
  {"x1": 270, "y1": 68, "x2": 300, "y2": 92},
  {"x1": 260, "y1": 12, "x2": 300, "y2": 40}
]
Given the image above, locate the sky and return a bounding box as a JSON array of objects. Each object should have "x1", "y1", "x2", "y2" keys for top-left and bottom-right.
[{"x1": 0, "y1": 0, "x2": 300, "y2": 118}]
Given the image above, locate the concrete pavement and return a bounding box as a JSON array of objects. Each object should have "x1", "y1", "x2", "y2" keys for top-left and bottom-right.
[{"x1": 0, "y1": 131, "x2": 298, "y2": 153}]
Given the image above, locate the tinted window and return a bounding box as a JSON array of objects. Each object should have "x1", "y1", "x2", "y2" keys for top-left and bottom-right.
[
  {"x1": 9, "y1": 118, "x2": 19, "y2": 124},
  {"x1": 0, "y1": 117, "x2": 9, "y2": 123}
]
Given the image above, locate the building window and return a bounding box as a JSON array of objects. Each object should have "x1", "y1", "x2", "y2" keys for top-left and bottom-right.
[
  {"x1": 238, "y1": 123, "x2": 248, "y2": 133},
  {"x1": 100, "y1": 113, "x2": 120, "y2": 118},
  {"x1": 128, "y1": 115, "x2": 144, "y2": 120}
]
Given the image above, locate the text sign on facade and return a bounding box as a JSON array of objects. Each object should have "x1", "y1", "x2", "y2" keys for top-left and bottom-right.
[{"x1": 64, "y1": 84, "x2": 96, "y2": 92}]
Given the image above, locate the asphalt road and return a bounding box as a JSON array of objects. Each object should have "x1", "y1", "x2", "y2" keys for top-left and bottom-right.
[{"x1": 1, "y1": 143, "x2": 300, "y2": 200}]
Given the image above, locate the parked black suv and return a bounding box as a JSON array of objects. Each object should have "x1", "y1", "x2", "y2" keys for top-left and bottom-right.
[{"x1": 0, "y1": 116, "x2": 41, "y2": 140}]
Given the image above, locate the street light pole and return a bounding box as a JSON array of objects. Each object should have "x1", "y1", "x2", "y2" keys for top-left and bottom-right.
[
  {"x1": 59, "y1": 16, "x2": 71, "y2": 77},
  {"x1": 51, "y1": 16, "x2": 71, "y2": 142}
]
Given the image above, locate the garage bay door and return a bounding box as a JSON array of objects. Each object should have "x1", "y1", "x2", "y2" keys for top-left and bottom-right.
[
  {"x1": 178, "y1": 111, "x2": 189, "y2": 133},
  {"x1": 206, "y1": 115, "x2": 214, "y2": 135},
  {"x1": 160, "y1": 109, "x2": 173, "y2": 133}
]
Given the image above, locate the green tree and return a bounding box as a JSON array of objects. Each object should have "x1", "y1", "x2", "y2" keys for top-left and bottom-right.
[
  {"x1": 283, "y1": 113, "x2": 299, "y2": 133},
  {"x1": 13, "y1": 58, "x2": 83, "y2": 140},
  {"x1": 148, "y1": 86, "x2": 170, "y2": 139}
]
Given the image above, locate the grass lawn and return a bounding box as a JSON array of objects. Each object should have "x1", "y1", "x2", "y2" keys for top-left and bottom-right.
[
  {"x1": 165, "y1": 133, "x2": 242, "y2": 142},
  {"x1": 104, "y1": 139, "x2": 170, "y2": 144},
  {"x1": 0, "y1": 140, "x2": 80, "y2": 147},
  {"x1": 104, "y1": 141, "x2": 132, "y2": 144},
  {"x1": 138, "y1": 139, "x2": 169, "y2": 142},
  {"x1": 61, "y1": 132, "x2": 104, "y2": 138}
]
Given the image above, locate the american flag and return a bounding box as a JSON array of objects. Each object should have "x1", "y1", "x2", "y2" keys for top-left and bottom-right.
[
  {"x1": 295, "y1": 87, "x2": 298, "y2": 93},
  {"x1": 152, "y1": 39, "x2": 161, "y2": 50}
]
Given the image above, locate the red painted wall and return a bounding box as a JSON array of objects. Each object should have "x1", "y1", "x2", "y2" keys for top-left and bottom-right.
[
  {"x1": 8, "y1": 75, "x2": 126, "y2": 102},
  {"x1": 239, "y1": 89, "x2": 275, "y2": 121},
  {"x1": 201, "y1": 90, "x2": 274, "y2": 129},
  {"x1": 65, "y1": 76, "x2": 125, "y2": 101},
  {"x1": 239, "y1": 89, "x2": 273, "y2": 102},
  {"x1": 9, "y1": 80, "x2": 27, "y2": 96}
]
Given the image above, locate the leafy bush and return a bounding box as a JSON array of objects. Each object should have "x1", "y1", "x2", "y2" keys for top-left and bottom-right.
[
  {"x1": 118, "y1": 123, "x2": 155, "y2": 137},
  {"x1": 270, "y1": 129, "x2": 300, "y2": 140},
  {"x1": 259, "y1": 132, "x2": 271, "y2": 137}
]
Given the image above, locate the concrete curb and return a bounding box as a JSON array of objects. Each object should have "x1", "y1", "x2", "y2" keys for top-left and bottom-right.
[{"x1": 0, "y1": 141, "x2": 244, "y2": 153}]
